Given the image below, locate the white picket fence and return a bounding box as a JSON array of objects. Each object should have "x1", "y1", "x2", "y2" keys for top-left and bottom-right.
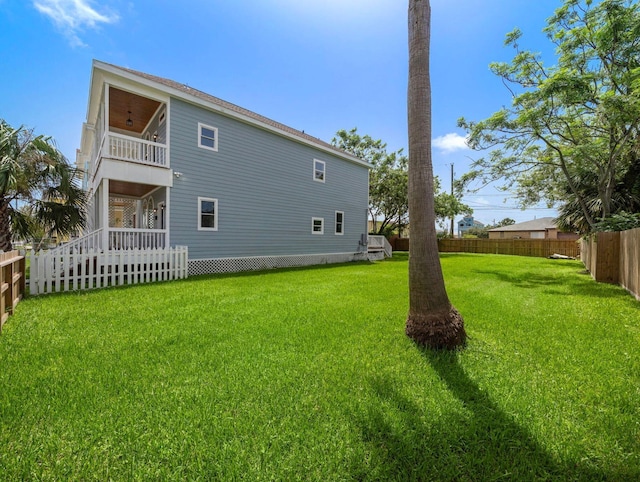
[{"x1": 29, "y1": 246, "x2": 188, "y2": 295}]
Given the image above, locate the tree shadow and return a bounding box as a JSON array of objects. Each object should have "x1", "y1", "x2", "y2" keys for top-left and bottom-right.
[
  {"x1": 471, "y1": 266, "x2": 640, "y2": 304},
  {"x1": 349, "y1": 349, "x2": 613, "y2": 481}
]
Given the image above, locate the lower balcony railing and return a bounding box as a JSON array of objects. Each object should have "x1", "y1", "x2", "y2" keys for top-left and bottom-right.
[{"x1": 109, "y1": 229, "x2": 167, "y2": 250}]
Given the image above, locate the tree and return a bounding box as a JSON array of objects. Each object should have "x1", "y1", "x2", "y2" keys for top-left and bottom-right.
[
  {"x1": 405, "y1": 0, "x2": 466, "y2": 349},
  {"x1": 459, "y1": 0, "x2": 640, "y2": 234},
  {"x1": 334, "y1": 128, "x2": 472, "y2": 237},
  {"x1": 463, "y1": 218, "x2": 515, "y2": 238},
  {"x1": 0, "y1": 121, "x2": 86, "y2": 251},
  {"x1": 333, "y1": 128, "x2": 408, "y2": 235},
  {"x1": 434, "y1": 188, "x2": 473, "y2": 232}
]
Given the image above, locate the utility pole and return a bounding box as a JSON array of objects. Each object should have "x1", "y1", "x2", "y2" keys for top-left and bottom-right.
[{"x1": 450, "y1": 163, "x2": 454, "y2": 237}]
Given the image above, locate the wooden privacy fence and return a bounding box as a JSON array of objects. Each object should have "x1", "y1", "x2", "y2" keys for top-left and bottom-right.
[
  {"x1": 29, "y1": 246, "x2": 188, "y2": 295},
  {"x1": 581, "y1": 228, "x2": 640, "y2": 300},
  {"x1": 437, "y1": 238, "x2": 580, "y2": 258},
  {"x1": 1, "y1": 250, "x2": 26, "y2": 331}
]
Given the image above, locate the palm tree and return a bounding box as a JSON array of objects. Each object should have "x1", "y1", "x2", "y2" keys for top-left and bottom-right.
[
  {"x1": 406, "y1": 0, "x2": 466, "y2": 349},
  {"x1": 0, "y1": 120, "x2": 86, "y2": 252}
]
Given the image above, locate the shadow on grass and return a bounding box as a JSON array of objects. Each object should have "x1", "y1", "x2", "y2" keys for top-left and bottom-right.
[
  {"x1": 350, "y1": 349, "x2": 609, "y2": 481},
  {"x1": 471, "y1": 265, "x2": 640, "y2": 303}
]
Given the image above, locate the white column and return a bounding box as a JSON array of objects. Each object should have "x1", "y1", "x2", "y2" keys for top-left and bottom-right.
[
  {"x1": 165, "y1": 187, "x2": 170, "y2": 248},
  {"x1": 102, "y1": 178, "x2": 109, "y2": 250}
]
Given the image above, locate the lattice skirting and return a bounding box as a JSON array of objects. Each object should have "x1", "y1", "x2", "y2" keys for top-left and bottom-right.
[{"x1": 189, "y1": 252, "x2": 369, "y2": 276}]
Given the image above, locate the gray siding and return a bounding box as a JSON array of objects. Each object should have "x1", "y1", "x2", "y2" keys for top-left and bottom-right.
[{"x1": 168, "y1": 98, "x2": 369, "y2": 260}]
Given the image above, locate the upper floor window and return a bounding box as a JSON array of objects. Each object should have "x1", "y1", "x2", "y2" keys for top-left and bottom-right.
[
  {"x1": 313, "y1": 159, "x2": 325, "y2": 183},
  {"x1": 198, "y1": 197, "x2": 218, "y2": 231},
  {"x1": 199, "y1": 123, "x2": 218, "y2": 152}
]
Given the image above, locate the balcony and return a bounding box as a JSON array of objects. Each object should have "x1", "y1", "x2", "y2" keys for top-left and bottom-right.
[
  {"x1": 104, "y1": 132, "x2": 167, "y2": 167},
  {"x1": 90, "y1": 132, "x2": 172, "y2": 191}
]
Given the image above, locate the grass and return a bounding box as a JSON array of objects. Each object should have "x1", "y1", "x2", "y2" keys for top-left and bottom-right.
[{"x1": 0, "y1": 253, "x2": 639, "y2": 480}]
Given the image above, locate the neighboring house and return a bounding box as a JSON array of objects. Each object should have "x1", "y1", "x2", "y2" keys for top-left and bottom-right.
[
  {"x1": 75, "y1": 60, "x2": 371, "y2": 275},
  {"x1": 488, "y1": 217, "x2": 579, "y2": 240},
  {"x1": 457, "y1": 216, "x2": 484, "y2": 237}
]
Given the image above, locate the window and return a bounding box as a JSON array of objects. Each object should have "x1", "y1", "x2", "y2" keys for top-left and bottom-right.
[
  {"x1": 312, "y1": 217, "x2": 324, "y2": 234},
  {"x1": 198, "y1": 197, "x2": 218, "y2": 231},
  {"x1": 198, "y1": 123, "x2": 218, "y2": 151},
  {"x1": 159, "y1": 108, "x2": 166, "y2": 125},
  {"x1": 335, "y1": 211, "x2": 344, "y2": 235},
  {"x1": 313, "y1": 159, "x2": 325, "y2": 183}
]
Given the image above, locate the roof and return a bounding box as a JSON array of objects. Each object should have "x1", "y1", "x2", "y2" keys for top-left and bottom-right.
[
  {"x1": 93, "y1": 60, "x2": 368, "y2": 168},
  {"x1": 489, "y1": 217, "x2": 557, "y2": 232}
]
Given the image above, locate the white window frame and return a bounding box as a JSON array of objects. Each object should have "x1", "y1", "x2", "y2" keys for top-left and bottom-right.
[
  {"x1": 313, "y1": 159, "x2": 326, "y2": 183},
  {"x1": 198, "y1": 123, "x2": 218, "y2": 152},
  {"x1": 198, "y1": 197, "x2": 218, "y2": 231},
  {"x1": 311, "y1": 217, "x2": 324, "y2": 235},
  {"x1": 335, "y1": 211, "x2": 344, "y2": 235},
  {"x1": 159, "y1": 108, "x2": 166, "y2": 125}
]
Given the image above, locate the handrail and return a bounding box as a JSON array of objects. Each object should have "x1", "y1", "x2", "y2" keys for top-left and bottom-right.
[
  {"x1": 53, "y1": 229, "x2": 104, "y2": 255},
  {"x1": 46, "y1": 228, "x2": 168, "y2": 256},
  {"x1": 105, "y1": 132, "x2": 167, "y2": 168},
  {"x1": 367, "y1": 235, "x2": 393, "y2": 258},
  {"x1": 108, "y1": 228, "x2": 167, "y2": 250}
]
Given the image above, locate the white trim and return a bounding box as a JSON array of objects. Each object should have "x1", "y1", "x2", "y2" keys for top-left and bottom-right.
[
  {"x1": 312, "y1": 217, "x2": 324, "y2": 234},
  {"x1": 166, "y1": 99, "x2": 171, "y2": 167},
  {"x1": 198, "y1": 123, "x2": 218, "y2": 152},
  {"x1": 335, "y1": 211, "x2": 344, "y2": 235},
  {"x1": 158, "y1": 107, "x2": 166, "y2": 125},
  {"x1": 198, "y1": 197, "x2": 218, "y2": 231},
  {"x1": 313, "y1": 159, "x2": 326, "y2": 183}
]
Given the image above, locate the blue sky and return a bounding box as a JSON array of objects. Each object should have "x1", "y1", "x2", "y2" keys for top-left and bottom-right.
[{"x1": 0, "y1": 0, "x2": 564, "y2": 226}]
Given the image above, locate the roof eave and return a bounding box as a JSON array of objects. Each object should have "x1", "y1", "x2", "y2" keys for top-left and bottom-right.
[{"x1": 92, "y1": 60, "x2": 370, "y2": 169}]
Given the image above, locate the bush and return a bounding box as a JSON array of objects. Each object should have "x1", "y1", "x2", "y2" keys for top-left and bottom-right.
[{"x1": 593, "y1": 212, "x2": 640, "y2": 232}]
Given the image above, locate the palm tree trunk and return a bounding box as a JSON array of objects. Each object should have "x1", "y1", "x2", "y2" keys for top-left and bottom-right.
[
  {"x1": 0, "y1": 200, "x2": 13, "y2": 252},
  {"x1": 406, "y1": 0, "x2": 466, "y2": 349}
]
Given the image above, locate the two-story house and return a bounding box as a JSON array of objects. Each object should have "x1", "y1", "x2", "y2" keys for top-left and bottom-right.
[
  {"x1": 457, "y1": 216, "x2": 484, "y2": 238},
  {"x1": 75, "y1": 60, "x2": 370, "y2": 276}
]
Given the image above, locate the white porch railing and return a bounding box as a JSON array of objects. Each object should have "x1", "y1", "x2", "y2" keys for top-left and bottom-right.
[
  {"x1": 109, "y1": 229, "x2": 166, "y2": 250},
  {"x1": 54, "y1": 228, "x2": 167, "y2": 255},
  {"x1": 368, "y1": 235, "x2": 393, "y2": 258},
  {"x1": 29, "y1": 246, "x2": 188, "y2": 295},
  {"x1": 56, "y1": 229, "x2": 104, "y2": 255},
  {"x1": 106, "y1": 132, "x2": 167, "y2": 167}
]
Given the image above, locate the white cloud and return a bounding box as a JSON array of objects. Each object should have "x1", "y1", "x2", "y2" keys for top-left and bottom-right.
[
  {"x1": 33, "y1": 0, "x2": 118, "y2": 47},
  {"x1": 433, "y1": 133, "x2": 469, "y2": 153}
]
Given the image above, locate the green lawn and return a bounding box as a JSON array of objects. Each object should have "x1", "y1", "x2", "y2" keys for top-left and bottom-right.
[{"x1": 1, "y1": 253, "x2": 638, "y2": 481}]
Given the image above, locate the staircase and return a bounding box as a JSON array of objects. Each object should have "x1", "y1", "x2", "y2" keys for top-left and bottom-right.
[{"x1": 367, "y1": 235, "x2": 393, "y2": 258}]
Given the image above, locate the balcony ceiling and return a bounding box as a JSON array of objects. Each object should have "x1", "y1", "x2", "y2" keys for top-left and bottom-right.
[
  {"x1": 109, "y1": 180, "x2": 159, "y2": 198},
  {"x1": 109, "y1": 87, "x2": 161, "y2": 134}
]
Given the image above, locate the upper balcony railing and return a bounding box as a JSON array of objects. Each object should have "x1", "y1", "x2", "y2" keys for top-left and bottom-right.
[{"x1": 104, "y1": 132, "x2": 167, "y2": 168}]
